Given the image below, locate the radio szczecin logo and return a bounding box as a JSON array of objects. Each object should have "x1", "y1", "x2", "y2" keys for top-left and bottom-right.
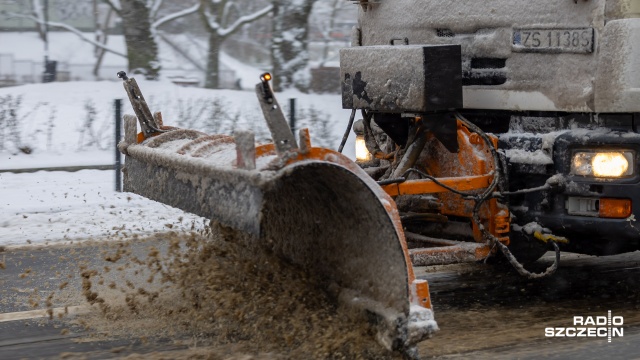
[{"x1": 545, "y1": 310, "x2": 623, "y2": 342}]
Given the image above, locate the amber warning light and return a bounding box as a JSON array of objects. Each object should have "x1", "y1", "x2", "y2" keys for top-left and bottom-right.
[
  {"x1": 260, "y1": 72, "x2": 272, "y2": 82},
  {"x1": 599, "y1": 198, "x2": 632, "y2": 219}
]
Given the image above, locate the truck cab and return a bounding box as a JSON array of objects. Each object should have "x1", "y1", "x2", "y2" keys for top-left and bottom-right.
[{"x1": 349, "y1": 0, "x2": 640, "y2": 257}]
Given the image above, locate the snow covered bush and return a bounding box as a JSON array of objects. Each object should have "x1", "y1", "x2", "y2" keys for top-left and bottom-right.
[
  {"x1": 298, "y1": 105, "x2": 334, "y2": 149},
  {"x1": 0, "y1": 95, "x2": 40, "y2": 155}
]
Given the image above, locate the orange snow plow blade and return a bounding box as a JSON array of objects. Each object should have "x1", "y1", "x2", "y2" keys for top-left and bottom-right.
[{"x1": 117, "y1": 73, "x2": 437, "y2": 355}]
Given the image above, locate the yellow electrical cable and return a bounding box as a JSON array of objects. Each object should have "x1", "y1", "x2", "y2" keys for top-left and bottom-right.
[{"x1": 534, "y1": 231, "x2": 569, "y2": 244}]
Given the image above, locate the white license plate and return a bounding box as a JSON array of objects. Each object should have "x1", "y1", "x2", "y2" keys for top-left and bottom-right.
[{"x1": 513, "y1": 28, "x2": 594, "y2": 53}]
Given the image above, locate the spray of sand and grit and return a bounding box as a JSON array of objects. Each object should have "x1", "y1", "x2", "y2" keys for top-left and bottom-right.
[{"x1": 46, "y1": 222, "x2": 400, "y2": 359}]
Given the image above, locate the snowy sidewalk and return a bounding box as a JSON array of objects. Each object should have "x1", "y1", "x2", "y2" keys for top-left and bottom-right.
[
  {"x1": 0, "y1": 169, "x2": 205, "y2": 246},
  {"x1": 0, "y1": 150, "x2": 115, "y2": 172}
]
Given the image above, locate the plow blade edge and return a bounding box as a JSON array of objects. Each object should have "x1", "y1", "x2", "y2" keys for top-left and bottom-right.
[{"x1": 119, "y1": 123, "x2": 437, "y2": 352}]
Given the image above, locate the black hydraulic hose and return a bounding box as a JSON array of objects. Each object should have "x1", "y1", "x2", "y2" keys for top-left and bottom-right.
[
  {"x1": 455, "y1": 112, "x2": 501, "y2": 201},
  {"x1": 377, "y1": 177, "x2": 406, "y2": 186},
  {"x1": 496, "y1": 239, "x2": 560, "y2": 279},
  {"x1": 338, "y1": 109, "x2": 356, "y2": 153},
  {"x1": 455, "y1": 111, "x2": 560, "y2": 279},
  {"x1": 496, "y1": 183, "x2": 552, "y2": 196},
  {"x1": 361, "y1": 109, "x2": 387, "y2": 158},
  {"x1": 402, "y1": 168, "x2": 480, "y2": 199}
]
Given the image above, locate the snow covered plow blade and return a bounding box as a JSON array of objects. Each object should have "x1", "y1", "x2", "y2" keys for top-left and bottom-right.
[{"x1": 116, "y1": 73, "x2": 437, "y2": 354}]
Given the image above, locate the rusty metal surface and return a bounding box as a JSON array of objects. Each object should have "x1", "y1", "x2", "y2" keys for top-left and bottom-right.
[
  {"x1": 123, "y1": 146, "x2": 410, "y2": 308},
  {"x1": 410, "y1": 243, "x2": 488, "y2": 266},
  {"x1": 120, "y1": 129, "x2": 436, "y2": 351},
  {"x1": 260, "y1": 161, "x2": 410, "y2": 312}
]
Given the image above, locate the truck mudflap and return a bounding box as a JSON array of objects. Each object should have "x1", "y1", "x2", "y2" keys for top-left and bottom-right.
[{"x1": 116, "y1": 73, "x2": 437, "y2": 354}]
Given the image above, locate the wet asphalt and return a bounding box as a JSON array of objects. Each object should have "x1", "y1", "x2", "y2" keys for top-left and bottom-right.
[{"x1": 1, "y1": 239, "x2": 640, "y2": 359}]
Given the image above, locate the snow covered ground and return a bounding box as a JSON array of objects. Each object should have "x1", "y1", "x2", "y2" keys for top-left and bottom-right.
[
  {"x1": 0, "y1": 169, "x2": 206, "y2": 246},
  {"x1": 0, "y1": 27, "x2": 356, "y2": 248},
  {"x1": 0, "y1": 80, "x2": 356, "y2": 247}
]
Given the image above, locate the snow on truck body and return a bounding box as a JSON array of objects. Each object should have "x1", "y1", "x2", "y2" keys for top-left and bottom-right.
[
  {"x1": 355, "y1": 0, "x2": 640, "y2": 113},
  {"x1": 347, "y1": 0, "x2": 640, "y2": 257}
]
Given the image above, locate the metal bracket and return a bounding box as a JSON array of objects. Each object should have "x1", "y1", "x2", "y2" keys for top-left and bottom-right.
[
  {"x1": 255, "y1": 73, "x2": 298, "y2": 156},
  {"x1": 390, "y1": 37, "x2": 409, "y2": 45},
  {"x1": 117, "y1": 71, "x2": 166, "y2": 140}
]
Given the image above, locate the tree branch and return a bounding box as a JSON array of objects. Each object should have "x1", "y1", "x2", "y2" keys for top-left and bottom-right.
[
  {"x1": 151, "y1": 2, "x2": 200, "y2": 34},
  {"x1": 102, "y1": 0, "x2": 122, "y2": 16},
  {"x1": 5, "y1": 12, "x2": 126, "y2": 58},
  {"x1": 201, "y1": 4, "x2": 220, "y2": 32},
  {"x1": 149, "y1": 0, "x2": 163, "y2": 20},
  {"x1": 221, "y1": 1, "x2": 237, "y2": 27},
  {"x1": 31, "y1": 0, "x2": 44, "y2": 21},
  {"x1": 218, "y1": 4, "x2": 272, "y2": 38},
  {"x1": 156, "y1": 31, "x2": 205, "y2": 71}
]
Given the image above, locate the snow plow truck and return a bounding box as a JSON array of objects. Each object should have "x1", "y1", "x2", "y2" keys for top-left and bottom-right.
[{"x1": 117, "y1": 0, "x2": 640, "y2": 357}]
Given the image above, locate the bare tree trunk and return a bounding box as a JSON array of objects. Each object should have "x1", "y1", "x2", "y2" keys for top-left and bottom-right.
[
  {"x1": 271, "y1": 0, "x2": 314, "y2": 92},
  {"x1": 30, "y1": 0, "x2": 47, "y2": 41},
  {"x1": 199, "y1": 0, "x2": 223, "y2": 89},
  {"x1": 119, "y1": 0, "x2": 160, "y2": 80},
  {"x1": 93, "y1": 6, "x2": 114, "y2": 79},
  {"x1": 93, "y1": 46, "x2": 107, "y2": 79},
  {"x1": 320, "y1": 0, "x2": 342, "y2": 67},
  {"x1": 198, "y1": 0, "x2": 272, "y2": 89},
  {"x1": 205, "y1": 33, "x2": 221, "y2": 89}
]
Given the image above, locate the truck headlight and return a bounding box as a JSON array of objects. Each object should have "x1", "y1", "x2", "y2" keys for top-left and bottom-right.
[
  {"x1": 571, "y1": 150, "x2": 634, "y2": 177},
  {"x1": 355, "y1": 135, "x2": 372, "y2": 161}
]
